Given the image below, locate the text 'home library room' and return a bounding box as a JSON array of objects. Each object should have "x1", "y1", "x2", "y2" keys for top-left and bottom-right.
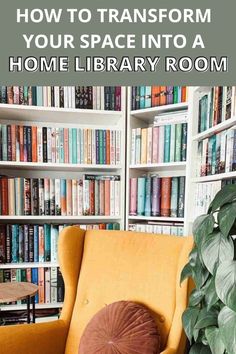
[{"x1": 0, "y1": 85, "x2": 236, "y2": 354}]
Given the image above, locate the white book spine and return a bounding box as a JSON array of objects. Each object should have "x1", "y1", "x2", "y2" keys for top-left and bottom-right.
[
  {"x1": 147, "y1": 127, "x2": 153, "y2": 164},
  {"x1": 64, "y1": 87, "x2": 68, "y2": 108},
  {"x1": 110, "y1": 179, "x2": 115, "y2": 216},
  {"x1": 131, "y1": 129, "x2": 136, "y2": 165},
  {"x1": 158, "y1": 126, "x2": 164, "y2": 163},
  {"x1": 93, "y1": 87, "x2": 97, "y2": 109},
  {"x1": 45, "y1": 268, "x2": 51, "y2": 304},
  {"x1": 50, "y1": 267, "x2": 57, "y2": 303},
  {"x1": 47, "y1": 86, "x2": 51, "y2": 107},
  {"x1": 80, "y1": 129, "x2": 84, "y2": 164},
  {"x1": 43, "y1": 87, "x2": 48, "y2": 106},
  {"x1": 51, "y1": 128, "x2": 56, "y2": 163},
  {"x1": 37, "y1": 127, "x2": 43, "y2": 163},
  {"x1": 115, "y1": 130, "x2": 121, "y2": 165},
  {"x1": 100, "y1": 86, "x2": 104, "y2": 110},
  {"x1": 83, "y1": 178, "x2": 90, "y2": 215},
  {"x1": 92, "y1": 129, "x2": 96, "y2": 164},
  {"x1": 135, "y1": 128, "x2": 141, "y2": 164},
  {"x1": 71, "y1": 86, "x2": 75, "y2": 108},
  {"x1": 114, "y1": 178, "x2": 120, "y2": 216},
  {"x1": 54, "y1": 86, "x2": 60, "y2": 108},
  {"x1": 97, "y1": 86, "x2": 101, "y2": 110},
  {"x1": 55, "y1": 179, "x2": 61, "y2": 216},
  {"x1": 72, "y1": 179, "x2": 78, "y2": 216}
]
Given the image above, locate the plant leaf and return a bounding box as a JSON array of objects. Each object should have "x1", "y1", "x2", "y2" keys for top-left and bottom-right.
[
  {"x1": 218, "y1": 306, "x2": 236, "y2": 354},
  {"x1": 218, "y1": 201, "x2": 236, "y2": 236},
  {"x1": 194, "y1": 308, "x2": 218, "y2": 329},
  {"x1": 215, "y1": 260, "x2": 236, "y2": 312},
  {"x1": 205, "y1": 326, "x2": 225, "y2": 354},
  {"x1": 182, "y1": 307, "x2": 200, "y2": 343},
  {"x1": 189, "y1": 289, "x2": 204, "y2": 306},
  {"x1": 189, "y1": 343, "x2": 211, "y2": 354},
  {"x1": 180, "y1": 263, "x2": 192, "y2": 284},
  {"x1": 192, "y1": 255, "x2": 209, "y2": 289},
  {"x1": 204, "y1": 277, "x2": 219, "y2": 311},
  {"x1": 200, "y1": 230, "x2": 234, "y2": 274},
  {"x1": 192, "y1": 214, "x2": 215, "y2": 246},
  {"x1": 189, "y1": 246, "x2": 198, "y2": 267},
  {"x1": 208, "y1": 184, "x2": 236, "y2": 212}
]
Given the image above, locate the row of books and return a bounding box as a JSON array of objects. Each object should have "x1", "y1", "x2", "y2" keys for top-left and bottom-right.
[
  {"x1": 129, "y1": 176, "x2": 185, "y2": 217},
  {"x1": 130, "y1": 123, "x2": 187, "y2": 165},
  {"x1": 128, "y1": 223, "x2": 184, "y2": 236},
  {"x1": 0, "y1": 223, "x2": 120, "y2": 264},
  {"x1": 194, "y1": 179, "x2": 236, "y2": 216},
  {"x1": 0, "y1": 175, "x2": 121, "y2": 217},
  {"x1": 0, "y1": 86, "x2": 122, "y2": 111},
  {"x1": 0, "y1": 124, "x2": 121, "y2": 165},
  {"x1": 198, "y1": 87, "x2": 236, "y2": 133},
  {"x1": 131, "y1": 86, "x2": 187, "y2": 110},
  {"x1": 0, "y1": 267, "x2": 64, "y2": 304},
  {"x1": 197, "y1": 128, "x2": 236, "y2": 176}
]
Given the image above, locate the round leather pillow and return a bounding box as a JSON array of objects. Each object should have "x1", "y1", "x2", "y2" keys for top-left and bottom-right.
[{"x1": 79, "y1": 301, "x2": 161, "y2": 354}]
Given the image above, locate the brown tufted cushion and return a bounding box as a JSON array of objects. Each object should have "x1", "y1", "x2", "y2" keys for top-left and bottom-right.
[{"x1": 79, "y1": 301, "x2": 161, "y2": 354}]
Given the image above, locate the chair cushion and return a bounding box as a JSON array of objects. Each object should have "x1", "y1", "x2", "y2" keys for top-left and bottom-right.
[{"x1": 79, "y1": 300, "x2": 161, "y2": 354}]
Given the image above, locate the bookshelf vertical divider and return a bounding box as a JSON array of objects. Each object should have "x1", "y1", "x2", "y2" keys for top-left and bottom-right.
[{"x1": 0, "y1": 86, "x2": 126, "y2": 312}]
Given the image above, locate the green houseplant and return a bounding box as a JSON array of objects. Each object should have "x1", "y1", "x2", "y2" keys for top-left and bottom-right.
[{"x1": 181, "y1": 184, "x2": 236, "y2": 354}]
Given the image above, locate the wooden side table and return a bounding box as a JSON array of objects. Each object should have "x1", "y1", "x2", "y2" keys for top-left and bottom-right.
[{"x1": 0, "y1": 282, "x2": 38, "y2": 324}]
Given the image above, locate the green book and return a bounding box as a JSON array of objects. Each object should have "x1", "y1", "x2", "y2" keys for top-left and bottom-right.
[
  {"x1": 170, "y1": 124, "x2": 176, "y2": 162},
  {"x1": 72, "y1": 128, "x2": 77, "y2": 164},
  {"x1": 178, "y1": 177, "x2": 185, "y2": 218},
  {"x1": 170, "y1": 177, "x2": 179, "y2": 217},
  {"x1": 173, "y1": 87, "x2": 178, "y2": 103},
  {"x1": 137, "y1": 177, "x2": 146, "y2": 216},
  {"x1": 44, "y1": 224, "x2": 51, "y2": 262},
  {"x1": 175, "y1": 124, "x2": 182, "y2": 162},
  {"x1": 144, "y1": 176, "x2": 151, "y2": 216},
  {"x1": 181, "y1": 123, "x2": 188, "y2": 161},
  {"x1": 164, "y1": 125, "x2": 171, "y2": 163}
]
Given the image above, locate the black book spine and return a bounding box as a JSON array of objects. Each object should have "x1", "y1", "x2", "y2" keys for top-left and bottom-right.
[
  {"x1": 80, "y1": 86, "x2": 84, "y2": 109},
  {"x1": 26, "y1": 126, "x2": 32, "y2": 162},
  {"x1": 110, "y1": 86, "x2": 115, "y2": 110},
  {"x1": 104, "y1": 86, "x2": 110, "y2": 110},
  {"x1": 6, "y1": 225, "x2": 11, "y2": 263},
  {"x1": 7, "y1": 125, "x2": 12, "y2": 161},
  {"x1": 32, "y1": 178, "x2": 39, "y2": 215},
  {"x1": 84, "y1": 86, "x2": 89, "y2": 109},
  {"x1": 19, "y1": 86, "x2": 24, "y2": 104},
  {"x1": 4, "y1": 269, "x2": 11, "y2": 282},
  {"x1": 32, "y1": 87, "x2": 37, "y2": 106},
  {"x1": 23, "y1": 126, "x2": 27, "y2": 162},
  {"x1": 0, "y1": 225, "x2": 6, "y2": 263},
  {"x1": 1, "y1": 86, "x2": 7, "y2": 103},
  {"x1": 132, "y1": 86, "x2": 136, "y2": 110},
  {"x1": 88, "y1": 86, "x2": 93, "y2": 109},
  {"x1": 42, "y1": 127, "x2": 48, "y2": 162},
  {"x1": 51, "y1": 86, "x2": 55, "y2": 107},
  {"x1": 59, "y1": 86, "x2": 64, "y2": 108},
  {"x1": 57, "y1": 268, "x2": 65, "y2": 302},
  {"x1": 24, "y1": 225, "x2": 29, "y2": 262},
  {"x1": 181, "y1": 123, "x2": 187, "y2": 162},
  {"x1": 28, "y1": 225, "x2": 34, "y2": 262},
  {"x1": 24, "y1": 178, "x2": 31, "y2": 215},
  {"x1": 75, "y1": 86, "x2": 80, "y2": 108}
]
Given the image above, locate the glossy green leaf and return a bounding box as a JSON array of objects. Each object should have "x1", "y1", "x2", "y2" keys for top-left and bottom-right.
[
  {"x1": 194, "y1": 308, "x2": 218, "y2": 329},
  {"x1": 192, "y1": 255, "x2": 209, "y2": 289},
  {"x1": 193, "y1": 214, "x2": 215, "y2": 246},
  {"x1": 204, "y1": 277, "x2": 219, "y2": 311},
  {"x1": 182, "y1": 307, "x2": 200, "y2": 342},
  {"x1": 189, "y1": 343, "x2": 211, "y2": 354},
  {"x1": 200, "y1": 231, "x2": 234, "y2": 274},
  {"x1": 189, "y1": 246, "x2": 198, "y2": 267},
  {"x1": 215, "y1": 260, "x2": 236, "y2": 312},
  {"x1": 189, "y1": 289, "x2": 204, "y2": 306},
  {"x1": 180, "y1": 263, "x2": 192, "y2": 284},
  {"x1": 208, "y1": 184, "x2": 236, "y2": 212},
  {"x1": 218, "y1": 201, "x2": 236, "y2": 236},
  {"x1": 205, "y1": 327, "x2": 225, "y2": 354},
  {"x1": 218, "y1": 306, "x2": 236, "y2": 354}
]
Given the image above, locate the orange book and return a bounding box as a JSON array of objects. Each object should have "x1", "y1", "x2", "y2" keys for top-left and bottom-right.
[
  {"x1": 32, "y1": 126, "x2": 37, "y2": 162},
  {"x1": 39, "y1": 225, "x2": 44, "y2": 262},
  {"x1": 160, "y1": 177, "x2": 171, "y2": 217},
  {"x1": 66, "y1": 180, "x2": 72, "y2": 216},
  {"x1": 64, "y1": 128, "x2": 69, "y2": 163},
  {"x1": 99, "y1": 224, "x2": 106, "y2": 229},
  {"x1": 152, "y1": 86, "x2": 160, "y2": 107},
  {"x1": 104, "y1": 178, "x2": 110, "y2": 216},
  {"x1": 7, "y1": 87, "x2": 14, "y2": 104},
  {"x1": 160, "y1": 86, "x2": 167, "y2": 106},
  {"x1": 11, "y1": 125, "x2": 16, "y2": 161},
  {"x1": 19, "y1": 125, "x2": 24, "y2": 162},
  {"x1": 38, "y1": 268, "x2": 45, "y2": 304},
  {"x1": 106, "y1": 130, "x2": 110, "y2": 164},
  {"x1": 141, "y1": 128, "x2": 147, "y2": 164},
  {"x1": 181, "y1": 87, "x2": 187, "y2": 102}
]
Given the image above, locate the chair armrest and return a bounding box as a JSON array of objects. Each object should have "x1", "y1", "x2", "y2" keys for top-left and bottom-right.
[
  {"x1": 0, "y1": 319, "x2": 68, "y2": 354},
  {"x1": 161, "y1": 349, "x2": 175, "y2": 354}
]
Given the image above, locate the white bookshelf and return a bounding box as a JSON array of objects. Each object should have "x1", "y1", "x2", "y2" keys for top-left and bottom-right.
[
  {"x1": 126, "y1": 88, "x2": 190, "y2": 234},
  {"x1": 0, "y1": 87, "x2": 126, "y2": 312}
]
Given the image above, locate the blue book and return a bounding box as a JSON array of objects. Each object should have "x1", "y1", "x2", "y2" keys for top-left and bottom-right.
[
  {"x1": 139, "y1": 87, "x2": 146, "y2": 109},
  {"x1": 72, "y1": 128, "x2": 77, "y2": 164},
  {"x1": 145, "y1": 86, "x2": 152, "y2": 108},
  {"x1": 144, "y1": 177, "x2": 151, "y2": 216},
  {"x1": 164, "y1": 125, "x2": 171, "y2": 162},
  {"x1": 95, "y1": 130, "x2": 99, "y2": 164},
  {"x1": 18, "y1": 225, "x2": 24, "y2": 263},
  {"x1": 69, "y1": 128, "x2": 73, "y2": 163},
  {"x1": 12, "y1": 225, "x2": 19, "y2": 263},
  {"x1": 1, "y1": 124, "x2": 7, "y2": 161},
  {"x1": 33, "y1": 225, "x2": 39, "y2": 262},
  {"x1": 137, "y1": 177, "x2": 146, "y2": 215},
  {"x1": 44, "y1": 224, "x2": 51, "y2": 262},
  {"x1": 31, "y1": 268, "x2": 39, "y2": 303},
  {"x1": 36, "y1": 86, "x2": 43, "y2": 106},
  {"x1": 170, "y1": 177, "x2": 179, "y2": 217}
]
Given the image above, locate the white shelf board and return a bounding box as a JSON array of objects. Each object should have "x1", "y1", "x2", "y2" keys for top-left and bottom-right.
[
  {"x1": 130, "y1": 162, "x2": 186, "y2": 172},
  {"x1": 0, "y1": 262, "x2": 59, "y2": 269},
  {"x1": 193, "y1": 116, "x2": 236, "y2": 141},
  {"x1": 131, "y1": 102, "x2": 188, "y2": 121},
  {"x1": 0, "y1": 104, "x2": 122, "y2": 126},
  {"x1": 128, "y1": 216, "x2": 184, "y2": 222},
  {"x1": 0, "y1": 303, "x2": 63, "y2": 311},
  {"x1": 0, "y1": 216, "x2": 121, "y2": 222},
  {"x1": 192, "y1": 171, "x2": 236, "y2": 183},
  {"x1": 0, "y1": 161, "x2": 122, "y2": 172}
]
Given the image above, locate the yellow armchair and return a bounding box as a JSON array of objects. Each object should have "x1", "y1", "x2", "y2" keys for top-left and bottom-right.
[{"x1": 0, "y1": 226, "x2": 193, "y2": 354}]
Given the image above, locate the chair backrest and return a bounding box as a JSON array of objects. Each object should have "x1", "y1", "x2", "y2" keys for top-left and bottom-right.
[{"x1": 63, "y1": 229, "x2": 193, "y2": 354}]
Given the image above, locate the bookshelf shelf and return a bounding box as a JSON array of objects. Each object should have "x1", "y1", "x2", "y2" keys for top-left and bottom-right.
[
  {"x1": 129, "y1": 162, "x2": 186, "y2": 172},
  {"x1": 0, "y1": 104, "x2": 122, "y2": 126},
  {"x1": 131, "y1": 102, "x2": 188, "y2": 121},
  {"x1": 192, "y1": 172, "x2": 236, "y2": 183},
  {"x1": 192, "y1": 116, "x2": 236, "y2": 142},
  {"x1": 0, "y1": 303, "x2": 63, "y2": 311},
  {"x1": 128, "y1": 216, "x2": 184, "y2": 222},
  {"x1": 0, "y1": 161, "x2": 122, "y2": 172},
  {"x1": 0, "y1": 216, "x2": 121, "y2": 221},
  {"x1": 0, "y1": 262, "x2": 59, "y2": 269}
]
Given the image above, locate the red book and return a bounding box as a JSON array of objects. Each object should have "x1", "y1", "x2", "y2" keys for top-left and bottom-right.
[
  {"x1": 11, "y1": 125, "x2": 16, "y2": 161},
  {"x1": 115, "y1": 86, "x2": 121, "y2": 111},
  {"x1": 89, "y1": 179, "x2": 95, "y2": 215},
  {"x1": 0, "y1": 177, "x2": 8, "y2": 215},
  {"x1": 32, "y1": 126, "x2": 37, "y2": 162},
  {"x1": 106, "y1": 130, "x2": 110, "y2": 164},
  {"x1": 152, "y1": 86, "x2": 161, "y2": 107},
  {"x1": 181, "y1": 87, "x2": 187, "y2": 102},
  {"x1": 19, "y1": 125, "x2": 24, "y2": 162},
  {"x1": 160, "y1": 177, "x2": 171, "y2": 217}
]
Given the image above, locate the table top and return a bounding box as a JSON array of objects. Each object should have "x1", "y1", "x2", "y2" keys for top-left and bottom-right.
[{"x1": 0, "y1": 282, "x2": 38, "y2": 303}]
